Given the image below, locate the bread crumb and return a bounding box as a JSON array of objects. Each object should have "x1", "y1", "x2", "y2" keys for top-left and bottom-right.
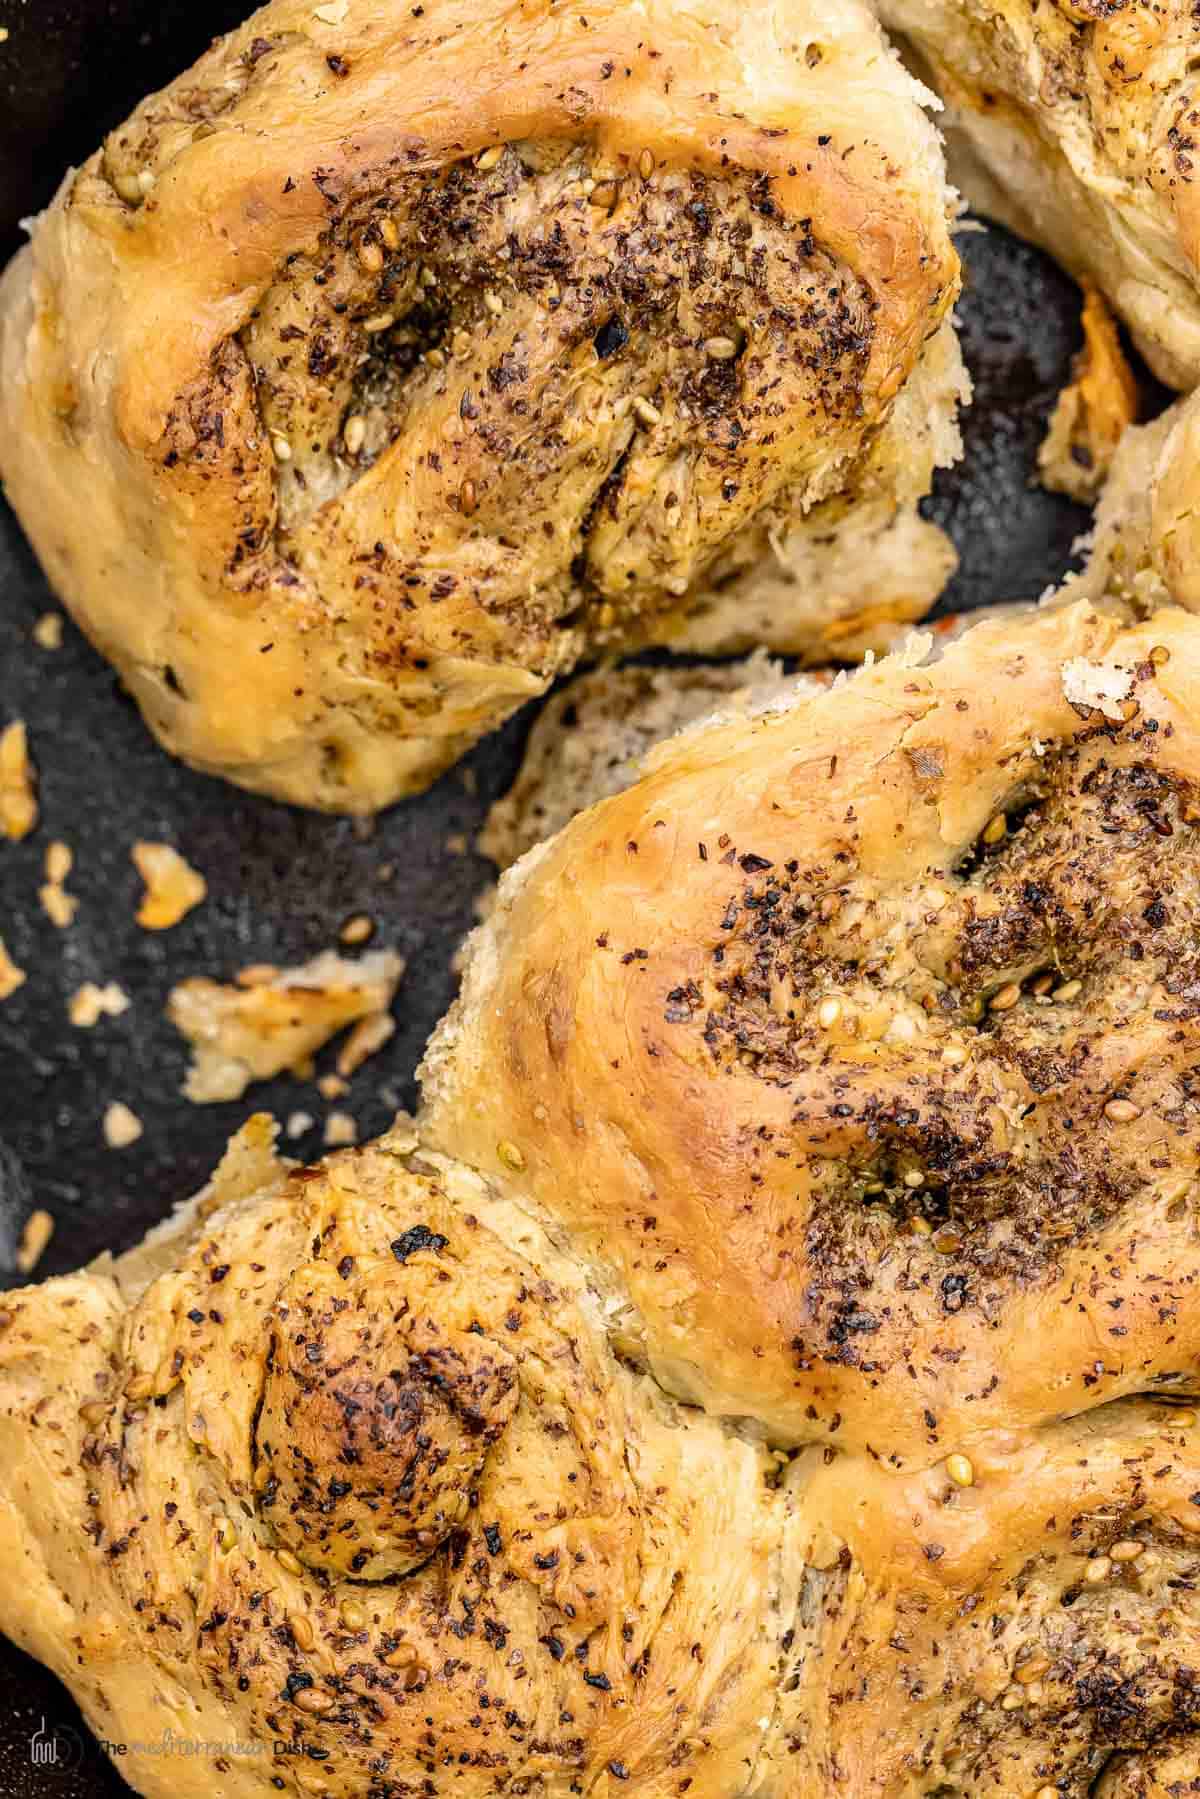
[
  {"x1": 445, "y1": 833, "x2": 468, "y2": 856},
  {"x1": 168, "y1": 948, "x2": 404, "y2": 1104},
  {"x1": 16, "y1": 1209, "x2": 54, "y2": 1276},
  {"x1": 339, "y1": 914, "x2": 374, "y2": 946},
  {"x1": 69, "y1": 982, "x2": 131, "y2": 1028},
  {"x1": 1062, "y1": 656, "x2": 1133, "y2": 721},
  {"x1": 337, "y1": 1011, "x2": 395, "y2": 1077},
  {"x1": 39, "y1": 840, "x2": 78, "y2": 928},
  {"x1": 33, "y1": 613, "x2": 63, "y2": 651},
  {"x1": 0, "y1": 938, "x2": 25, "y2": 1000},
  {"x1": 0, "y1": 721, "x2": 37, "y2": 840},
  {"x1": 317, "y1": 1072, "x2": 350, "y2": 1100},
  {"x1": 286, "y1": 1110, "x2": 315, "y2": 1139},
  {"x1": 1039, "y1": 285, "x2": 1138, "y2": 503},
  {"x1": 324, "y1": 1111, "x2": 358, "y2": 1147},
  {"x1": 132, "y1": 842, "x2": 207, "y2": 929},
  {"x1": 103, "y1": 1102, "x2": 144, "y2": 1149}
]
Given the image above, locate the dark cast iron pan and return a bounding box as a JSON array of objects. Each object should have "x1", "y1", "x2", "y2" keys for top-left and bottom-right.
[{"x1": 0, "y1": 2, "x2": 1154, "y2": 1790}]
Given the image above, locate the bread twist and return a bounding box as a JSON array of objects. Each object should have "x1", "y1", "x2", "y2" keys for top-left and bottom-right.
[
  {"x1": 0, "y1": 0, "x2": 961, "y2": 812},
  {"x1": 878, "y1": 0, "x2": 1200, "y2": 387},
  {"x1": 4, "y1": 600, "x2": 1200, "y2": 1793}
]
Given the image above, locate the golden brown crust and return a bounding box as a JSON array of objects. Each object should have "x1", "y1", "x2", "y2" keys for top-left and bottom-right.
[
  {"x1": 0, "y1": 0, "x2": 959, "y2": 812},
  {"x1": 879, "y1": 0, "x2": 1200, "y2": 387},
  {"x1": 426, "y1": 600, "x2": 1200, "y2": 1457}
]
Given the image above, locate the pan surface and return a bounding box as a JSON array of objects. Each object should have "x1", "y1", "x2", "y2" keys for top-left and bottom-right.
[{"x1": 0, "y1": 2, "x2": 1115, "y2": 1788}]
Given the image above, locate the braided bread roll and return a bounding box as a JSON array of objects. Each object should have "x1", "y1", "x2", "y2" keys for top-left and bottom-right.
[
  {"x1": 0, "y1": 1121, "x2": 801, "y2": 1796},
  {"x1": 8, "y1": 598, "x2": 1200, "y2": 1792},
  {"x1": 878, "y1": 0, "x2": 1200, "y2": 387},
  {"x1": 0, "y1": 0, "x2": 961, "y2": 812}
]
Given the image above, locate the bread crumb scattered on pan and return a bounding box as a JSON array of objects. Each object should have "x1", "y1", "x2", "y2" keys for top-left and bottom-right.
[
  {"x1": 0, "y1": 938, "x2": 26, "y2": 1000},
  {"x1": 0, "y1": 721, "x2": 38, "y2": 841},
  {"x1": 324, "y1": 1111, "x2": 358, "y2": 1147},
  {"x1": 1039, "y1": 285, "x2": 1138, "y2": 504},
  {"x1": 69, "y1": 982, "x2": 131, "y2": 1028},
  {"x1": 33, "y1": 613, "x2": 63, "y2": 651},
  {"x1": 103, "y1": 1102, "x2": 143, "y2": 1149},
  {"x1": 39, "y1": 839, "x2": 78, "y2": 928},
  {"x1": 336, "y1": 1012, "x2": 395, "y2": 1078},
  {"x1": 339, "y1": 914, "x2": 374, "y2": 946},
  {"x1": 168, "y1": 948, "x2": 404, "y2": 1104},
  {"x1": 317, "y1": 1071, "x2": 350, "y2": 1101},
  {"x1": 16, "y1": 1209, "x2": 54, "y2": 1276},
  {"x1": 132, "y1": 841, "x2": 207, "y2": 930},
  {"x1": 286, "y1": 1111, "x2": 315, "y2": 1139}
]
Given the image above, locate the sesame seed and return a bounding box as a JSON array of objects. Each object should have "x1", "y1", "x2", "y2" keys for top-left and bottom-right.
[
  {"x1": 933, "y1": 1228, "x2": 962, "y2": 1255},
  {"x1": 1015, "y1": 1653, "x2": 1050, "y2": 1684},
  {"x1": 941, "y1": 1044, "x2": 968, "y2": 1067},
  {"x1": 425, "y1": 347, "x2": 446, "y2": 367},
  {"x1": 704, "y1": 335, "x2": 739, "y2": 360},
  {"x1": 217, "y1": 1516, "x2": 237, "y2": 1552},
  {"x1": 78, "y1": 1400, "x2": 108, "y2": 1428},
  {"x1": 340, "y1": 1599, "x2": 367, "y2": 1630},
  {"x1": 343, "y1": 415, "x2": 366, "y2": 456},
  {"x1": 271, "y1": 434, "x2": 292, "y2": 462},
  {"x1": 383, "y1": 1642, "x2": 417, "y2": 1668},
  {"x1": 357, "y1": 238, "x2": 384, "y2": 273},
  {"x1": 638, "y1": 148, "x2": 654, "y2": 178},
  {"x1": 1169, "y1": 1408, "x2": 1198, "y2": 1427},
  {"x1": 1150, "y1": 644, "x2": 1171, "y2": 667},
  {"x1": 945, "y1": 1454, "x2": 974, "y2": 1488},
  {"x1": 1084, "y1": 1555, "x2": 1112, "y2": 1584},
  {"x1": 982, "y1": 813, "x2": 1007, "y2": 846},
  {"x1": 419, "y1": 264, "x2": 438, "y2": 289},
  {"x1": 484, "y1": 289, "x2": 503, "y2": 316},
  {"x1": 1030, "y1": 972, "x2": 1055, "y2": 996},
  {"x1": 459, "y1": 478, "x2": 478, "y2": 517},
  {"x1": 990, "y1": 982, "x2": 1021, "y2": 1012},
  {"x1": 1110, "y1": 1539, "x2": 1144, "y2": 1563},
  {"x1": 1000, "y1": 1689, "x2": 1024, "y2": 1712},
  {"x1": 476, "y1": 144, "x2": 504, "y2": 171},
  {"x1": 817, "y1": 998, "x2": 842, "y2": 1029},
  {"x1": 452, "y1": 328, "x2": 471, "y2": 358},
  {"x1": 277, "y1": 1549, "x2": 304, "y2": 1576},
  {"x1": 380, "y1": 216, "x2": 400, "y2": 249},
  {"x1": 909, "y1": 1215, "x2": 933, "y2": 1237},
  {"x1": 290, "y1": 1613, "x2": 315, "y2": 1651},
  {"x1": 633, "y1": 396, "x2": 662, "y2": 427},
  {"x1": 497, "y1": 1139, "x2": 525, "y2": 1172},
  {"x1": 1052, "y1": 979, "x2": 1081, "y2": 1002},
  {"x1": 1119, "y1": 697, "x2": 1140, "y2": 721},
  {"x1": 253, "y1": 1461, "x2": 272, "y2": 1492},
  {"x1": 362, "y1": 312, "x2": 395, "y2": 333},
  {"x1": 293, "y1": 1688, "x2": 333, "y2": 1714},
  {"x1": 1104, "y1": 1098, "x2": 1142, "y2": 1123},
  {"x1": 903, "y1": 1169, "x2": 925, "y2": 1189}
]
